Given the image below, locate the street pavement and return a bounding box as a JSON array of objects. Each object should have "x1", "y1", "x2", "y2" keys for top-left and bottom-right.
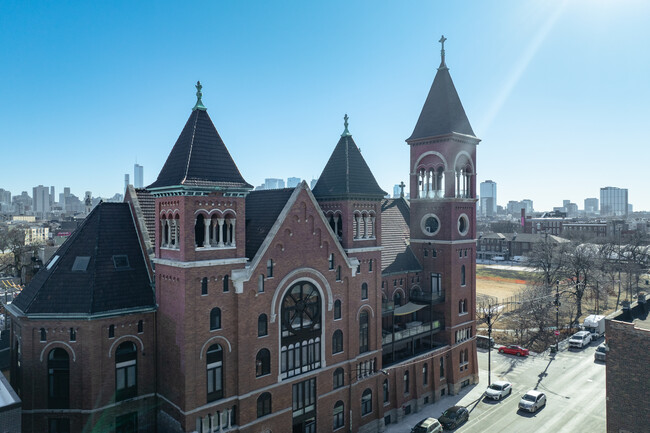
[{"x1": 384, "y1": 339, "x2": 606, "y2": 433}]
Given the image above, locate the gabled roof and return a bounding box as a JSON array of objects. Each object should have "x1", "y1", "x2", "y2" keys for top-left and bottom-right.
[
  {"x1": 313, "y1": 133, "x2": 386, "y2": 200},
  {"x1": 381, "y1": 198, "x2": 422, "y2": 275},
  {"x1": 245, "y1": 188, "x2": 295, "y2": 260},
  {"x1": 147, "y1": 109, "x2": 252, "y2": 191},
  {"x1": 12, "y1": 203, "x2": 155, "y2": 316},
  {"x1": 407, "y1": 65, "x2": 475, "y2": 141}
]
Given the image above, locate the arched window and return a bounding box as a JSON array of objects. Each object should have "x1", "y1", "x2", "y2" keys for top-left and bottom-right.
[
  {"x1": 258, "y1": 274, "x2": 265, "y2": 293},
  {"x1": 333, "y1": 368, "x2": 344, "y2": 389},
  {"x1": 115, "y1": 341, "x2": 137, "y2": 401},
  {"x1": 48, "y1": 348, "x2": 69, "y2": 408},
  {"x1": 267, "y1": 259, "x2": 273, "y2": 278},
  {"x1": 461, "y1": 265, "x2": 466, "y2": 286},
  {"x1": 223, "y1": 275, "x2": 229, "y2": 292},
  {"x1": 206, "y1": 344, "x2": 223, "y2": 401},
  {"x1": 256, "y1": 349, "x2": 271, "y2": 377},
  {"x1": 280, "y1": 281, "x2": 322, "y2": 378},
  {"x1": 334, "y1": 300, "x2": 342, "y2": 320},
  {"x1": 359, "y1": 311, "x2": 369, "y2": 354},
  {"x1": 333, "y1": 400, "x2": 344, "y2": 429},
  {"x1": 361, "y1": 283, "x2": 368, "y2": 300},
  {"x1": 210, "y1": 307, "x2": 221, "y2": 330},
  {"x1": 201, "y1": 277, "x2": 208, "y2": 295},
  {"x1": 423, "y1": 363, "x2": 428, "y2": 386},
  {"x1": 404, "y1": 370, "x2": 410, "y2": 394},
  {"x1": 332, "y1": 330, "x2": 343, "y2": 354},
  {"x1": 195, "y1": 214, "x2": 206, "y2": 247},
  {"x1": 383, "y1": 379, "x2": 389, "y2": 403},
  {"x1": 258, "y1": 314, "x2": 268, "y2": 337},
  {"x1": 257, "y1": 392, "x2": 272, "y2": 418},
  {"x1": 361, "y1": 389, "x2": 372, "y2": 415},
  {"x1": 394, "y1": 292, "x2": 402, "y2": 307}
]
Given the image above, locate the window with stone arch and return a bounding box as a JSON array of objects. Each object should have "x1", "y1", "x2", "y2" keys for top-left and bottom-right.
[
  {"x1": 333, "y1": 367, "x2": 344, "y2": 389},
  {"x1": 48, "y1": 348, "x2": 69, "y2": 409},
  {"x1": 115, "y1": 341, "x2": 137, "y2": 401},
  {"x1": 258, "y1": 314, "x2": 268, "y2": 337},
  {"x1": 394, "y1": 292, "x2": 402, "y2": 307},
  {"x1": 280, "y1": 281, "x2": 322, "y2": 379},
  {"x1": 256, "y1": 349, "x2": 271, "y2": 377},
  {"x1": 332, "y1": 330, "x2": 343, "y2": 354},
  {"x1": 257, "y1": 392, "x2": 272, "y2": 418},
  {"x1": 328, "y1": 212, "x2": 343, "y2": 239},
  {"x1": 195, "y1": 213, "x2": 207, "y2": 247},
  {"x1": 455, "y1": 158, "x2": 473, "y2": 198},
  {"x1": 206, "y1": 344, "x2": 223, "y2": 402},
  {"x1": 361, "y1": 388, "x2": 372, "y2": 416},
  {"x1": 333, "y1": 400, "x2": 344, "y2": 429},
  {"x1": 334, "y1": 300, "x2": 342, "y2": 320},
  {"x1": 359, "y1": 310, "x2": 369, "y2": 354},
  {"x1": 361, "y1": 282, "x2": 368, "y2": 300}
]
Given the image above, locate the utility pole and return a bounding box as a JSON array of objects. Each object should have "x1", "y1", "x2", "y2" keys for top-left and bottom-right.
[
  {"x1": 487, "y1": 306, "x2": 493, "y2": 385},
  {"x1": 555, "y1": 280, "x2": 560, "y2": 353}
]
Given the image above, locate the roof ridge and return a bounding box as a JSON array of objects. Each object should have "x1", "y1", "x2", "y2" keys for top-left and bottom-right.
[{"x1": 181, "y1": 110, "x2": 199, "y2": 185}]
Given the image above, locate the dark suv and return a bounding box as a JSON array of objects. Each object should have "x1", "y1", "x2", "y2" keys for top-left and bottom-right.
[{"x1": 438, "y1": 406, "x2": 469, "y2": 430}]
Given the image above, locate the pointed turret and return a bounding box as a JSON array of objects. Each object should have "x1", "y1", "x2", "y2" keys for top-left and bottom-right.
[
  {"x1": 313, "y1": 115, "x2": 386, "y2": 200},
  {"x1": 407, "y1": 36, "x2": 475, "y2": 141},
  {"x1": 147, "y1": 82, "x2": 252, "y2": 193}
]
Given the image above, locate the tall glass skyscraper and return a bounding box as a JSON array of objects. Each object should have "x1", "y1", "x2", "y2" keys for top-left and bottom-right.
[
  {"x1": 480, "y1": 180, "x2": 497, "y2": 217},
  {"x1": 600, "y1": 186, "x2": 628, "y2": 216}
]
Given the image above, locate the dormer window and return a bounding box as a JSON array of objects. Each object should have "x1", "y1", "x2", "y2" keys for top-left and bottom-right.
[
  {"x1": 72, "y1": 256, "x2": 90, "y2": 272},
  {"x1": 112, "y1": 255, "x2": 130, "y2": 269}
]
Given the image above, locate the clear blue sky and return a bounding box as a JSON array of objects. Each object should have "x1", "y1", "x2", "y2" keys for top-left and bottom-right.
[{"x1": 2, "y1": 0, "x2": 649, "y2": 212}]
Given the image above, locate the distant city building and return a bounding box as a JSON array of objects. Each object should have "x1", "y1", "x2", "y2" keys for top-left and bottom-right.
[
  {"x1": 0, "y1": 188, "x2": 11, "y2": 204},
  {"x1": 506, "y1": 199, "x2": 533, "y2": 216},
  {"x1": 628, "y1": 203, "x2": 633, "y2": 214},
  {"x1": 584, "y1": 197, "x2": 599, "y2": 214},
  {"x1": 287, "y1": 177, "x2": 301, "y2": 188},
  {"x1": 480, "y1": 180, "x2": 497, "y2": 217},
  {"x1": 600, "y1": 187, "x2": 628, "y2": 216},
  {"x1": 125, "y1": 173, "x2": 130, "y2": 192},
  {"x1": 134, "y1": 164, "x2": 144, "y2": 188},
  {"x1": 562, "y1": 222, "x2": 608, "y2": 238},
  {"x1": 310, "y1": 178, "x2": 318, "y2": 189},
  {"x1": 562, "y1": 200, "x2": 578, "y2": 217},
  {"x1": 23, "y1": 225, "x2": 49, "y2": 245},
  {"x1": 393, "y1": 184, "x2": 401, "y2": 198},
  {"x1": 32, "y1": 185, "x2": 50, "y2": 218},
  {"x1": 264, "y1": 178, "x2": 285, "y2": 189}
]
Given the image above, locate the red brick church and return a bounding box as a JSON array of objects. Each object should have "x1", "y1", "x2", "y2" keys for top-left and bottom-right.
[{"x1": 8, "y1": 38, "x2": 479, "y2": 433}]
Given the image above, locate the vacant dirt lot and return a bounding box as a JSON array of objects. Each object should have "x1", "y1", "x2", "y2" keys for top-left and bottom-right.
[{"x1": 476, "y1": 264, "x2": 530, "y2": 301}]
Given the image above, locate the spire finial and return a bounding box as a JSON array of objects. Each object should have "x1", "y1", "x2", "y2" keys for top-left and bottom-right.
[
  {"x1": 193, "y1": 81, "x2": 207, "y2": 111},
  {"x1": 341, "y1": 113, "x2": 351, "y2": 137},
  {"x1": 438, "y1": 35, "x2": 447, "y2": 69}
]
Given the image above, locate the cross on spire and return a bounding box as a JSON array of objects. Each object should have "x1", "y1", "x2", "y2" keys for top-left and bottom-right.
[
  {"x1": 399, "y1": 181, "x2": 406, "y2": 198},
  {"x1": 341, "y1": 113, "x2": 352, "y2": 137},
  {"x1": 193, "y1": 80, "x2": 207, "y2": 111},
  {"x1": 439, "y1": 35, "x2": 447, "y2": 69}
]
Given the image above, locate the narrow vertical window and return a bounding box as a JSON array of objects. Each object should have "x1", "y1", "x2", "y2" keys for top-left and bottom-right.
[
  {"x1": 423, "y1": 363, "x2": 428, "y2": 386},
  {"x1": 69, "y1": 328, "x2": 76, "y2": 342},
  {"x1": 201, "y1": 277, "x2": 208, "y2": 295},
  {"x1": 267, "y1": 259, "x2": 273, "y2": 278},
  {"x1": 258, "y1": 274, "x2": 265, "y2": 293},
  {"x1": 109, "y1": 325, "x2": 115, "y2": 339},
  {"x1": 332, "y1": 330, "x2": 343, "y2": 354},
  {"x1": 334, "y1": 300, "x2": 342, "y2": 320},
  {"x1": 361, "y1": 283, "x2": 368, "y2": 300},
  {"x1": 48, "y1": 348, "x2": 70, "y2": 408},
  {"x1": 40, "y1": 328, "x2": 46, "y2": 342},
  {"x1": 404, "y1": 371, "x2": 409, "y2": 394},
  {"x1": 333, "y1": 368, "x2": 344, "y2": 389},
  {"x1": 369, "y1": 259, "x2": 373, "y2": 272},
  {"x1": 336, "y1": 266, "x2": 341, "y2": 281},
  {"x1": 257, "y1": 392, "x2": 272, "y2": 418},
  {"x1": 115, "y1": 342, "x2": 137, "y2": 401},
  {"x1": 359, "y1": 311, "x2": 369, "y2": 354},
  {"x1": 361, "y1": 389, "x2": 372, "y2": 415},
  {"x1": 461, "y1": 265, "x2": 466, "y2": 286},
  {"x1": 223, "y1": 275, "x2": 229, "y2": 292},
  {"x1": 258, "y1": 314, "x2": 268, "y2": 337},
  {"x1": 137, "y1": 320, "x2": 143, "y2": 333},
  {"x1": 383, "y1": 379, "x2": 389, "y2": 403},
  {"x1": 333, "y1": 401, "x2": 344, "y2": 429},
  {"x1": 210, "y1": 308, "x2": 221, "y2": 330},
  {"x1": 255, "y1": 349, "x2": 271, "y2": 377},
  {"x1": 206, "y1": 344, "x2": 223, "y2": 402},
  {"x1": 440, "y1": 357, "x2": 444, "y2": 378},
  {"x1": 329, "y1": 253, "x2": 335, "y2": 270}
]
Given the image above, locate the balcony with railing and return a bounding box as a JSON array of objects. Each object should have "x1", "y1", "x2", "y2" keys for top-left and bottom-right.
[
  {"x1": 381, "y1": 316, "x2": 445, "y2": 367},
  {"x1": 381, "y1": 300, "x2": 395, "y2": 315},
  {"x1": 409, "y1": 289, "x2": 445, "y2": 305}
]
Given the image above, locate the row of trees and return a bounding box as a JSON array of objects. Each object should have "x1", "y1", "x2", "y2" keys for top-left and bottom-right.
[{"x1": 0, "y1": 227, "x2": 41, "y2": 282}]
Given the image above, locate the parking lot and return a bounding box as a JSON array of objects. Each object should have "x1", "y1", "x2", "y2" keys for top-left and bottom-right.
[{"x1": 385, "y1": 340, "x2": 606, "y2": 433}]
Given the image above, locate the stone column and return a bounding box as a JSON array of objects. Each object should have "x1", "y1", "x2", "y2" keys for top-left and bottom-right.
[
  {"x1": 203, "y1": 218, "x2": 211, "y2": 247},
  {"x1": 217, "y1": 218, "x2": 225, "y2": 247},
  {"x1": 229, "y1": 219, "x2": 236, "y2": 246},
  {"x1": 371, "y1": 216, "x2": 376, "y2": 238}
]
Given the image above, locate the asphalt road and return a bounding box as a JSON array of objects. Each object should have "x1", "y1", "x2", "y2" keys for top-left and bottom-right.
[{"x1": 384, "y1": 340, "x2": 606, "y2": 433}]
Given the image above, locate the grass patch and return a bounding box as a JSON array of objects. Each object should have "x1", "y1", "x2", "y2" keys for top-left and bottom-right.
[{"x1": 476, "y1": 265, "x2": 537, "y2": 282}]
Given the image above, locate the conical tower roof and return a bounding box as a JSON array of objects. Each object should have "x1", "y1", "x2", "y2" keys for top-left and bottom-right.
[
  {"x1": 148, "y1": 82, "x2": 252, "y2": 192},
  {"x1": 407, "y1": 37, "x2": 475, "y2": 141},
  {"x1": 313, "y1": 115, "x2": 386, "y2": 200}
]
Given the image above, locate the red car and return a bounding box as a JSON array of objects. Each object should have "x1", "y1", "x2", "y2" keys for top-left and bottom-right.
[{"x1": 498, "y1": 345, "x2": 529, "y2": 356}]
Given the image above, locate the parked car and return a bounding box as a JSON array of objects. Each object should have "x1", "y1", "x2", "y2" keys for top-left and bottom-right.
[
  {"x1": 569, "y1": 330, "x2": 592, "y2": 348},
  {"x1": 498, "y1": 345, "x2": 529, "y2": 357},
  {"x1": 485, "y1": 380, "x2": 513, "y2": 400},
  {"x1": 518, "y1": 390, "x2": 546, "y2": 413},
  {"x1": 411, "y1": 417, "x2": 443, "y2": 433},
  {"x1": 594, "y1": 343, "x2": 609, "y2": 362},
  {"x1": 476, "y1": 335, "x2": 495, "y2": 349},
  {"x1": 438, "y1": 406, "x2": 469, "y2": 430}
]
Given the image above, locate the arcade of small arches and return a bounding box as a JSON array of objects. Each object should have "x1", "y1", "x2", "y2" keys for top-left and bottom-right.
[
  {"x1": 325, "y1": 210, "x2": 376, "y2": 240},
  {"x1": 158, "y1": 211, "x2": 238, "y2": 249},
  {"x1": 415, "y1": 165, "x2": 474, "y2": 199}
]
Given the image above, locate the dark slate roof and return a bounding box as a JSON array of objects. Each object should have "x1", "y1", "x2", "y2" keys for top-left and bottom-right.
[
  {"x1": 312, "y1": 135, "x2": 386, "y2": 200},
  {"x1": 135, "y1": 188, "x2": 155, "y2": 239},
  {"x1": 381, "y1": 198, "x2": 422, "y2": 275},
  {"x1": 12, "y1": 203, "x2": 155, "y2": 316},
  {"x1": 407, "y1": 65, "x2": 475, "y2": 141},
  {"x1": 245, "y1": 188, "x2": 295, "y2": 260},
  {"x1": 148, "y1": 109, "x2": 252, "y2": 190}
]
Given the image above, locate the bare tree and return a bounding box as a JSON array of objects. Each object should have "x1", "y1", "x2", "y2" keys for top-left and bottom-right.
[
  {"x1": 563, "y1": 242, "x2": 599, "y2": 326},
  {"x1": 0, "y1": 227, "x2": 41, "y2": 280},
  {"x1": 528, "y1": 237, "x2": 569, "y2": 287}
]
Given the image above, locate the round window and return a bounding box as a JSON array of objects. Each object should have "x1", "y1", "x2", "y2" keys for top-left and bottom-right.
[
  {"x1": 421, "y1": 214, "x2": 441, "y2": 236},
  {"x1": 458, "y1": 214, "x2": 469, "y2": 236}
]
